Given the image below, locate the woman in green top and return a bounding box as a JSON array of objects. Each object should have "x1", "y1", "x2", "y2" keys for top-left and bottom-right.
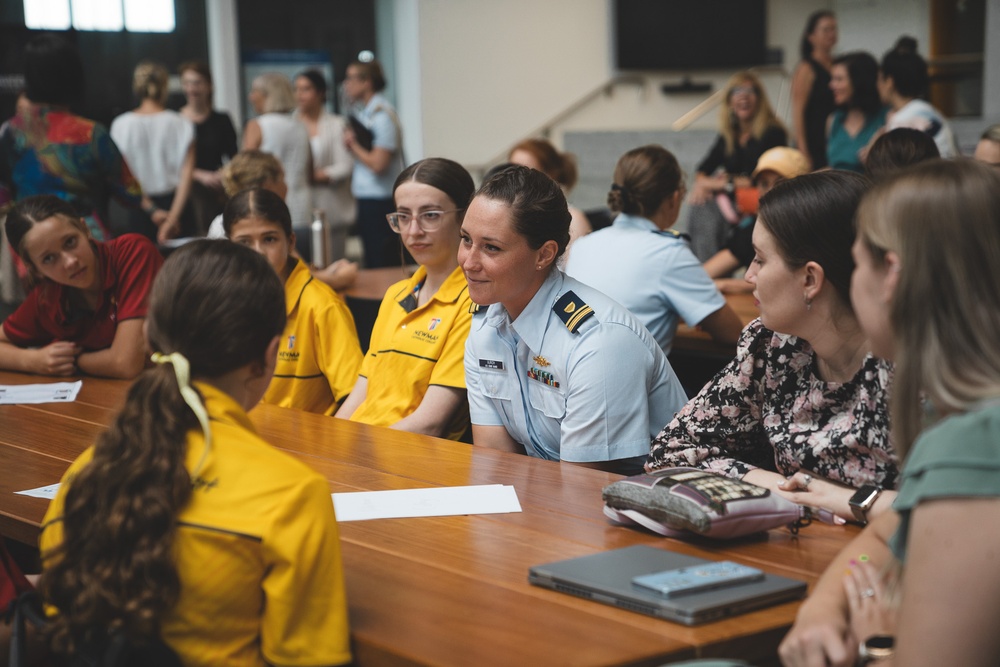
[{"x1": 779, "y1": 159, "x2": 1000, "y2": 667}]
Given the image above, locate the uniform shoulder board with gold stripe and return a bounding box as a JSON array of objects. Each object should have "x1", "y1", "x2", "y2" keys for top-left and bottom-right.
[
  {"x1": 653, "y1": 228, "x2": 691, "y2": 242},
  {"x1": 469, "y1": 302, "x2": 484, "y2": 315},
  {"x1": 553, "y1": 291, "x2": 595, "y2": 333}
]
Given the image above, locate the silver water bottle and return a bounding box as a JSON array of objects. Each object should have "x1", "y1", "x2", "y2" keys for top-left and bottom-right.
[{"x1": 311, "y1": 209, "x2": 328, "y2": 269}]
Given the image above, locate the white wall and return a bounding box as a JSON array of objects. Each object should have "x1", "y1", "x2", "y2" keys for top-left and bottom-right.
[
  {"x1": 833, "y1": 0, "x2": 929, "y2": 56},
  {"x1": 407, "y1": 0, "x2": 613, "y2": 167},
  {"x1": 401, "y1": 0, "x2": 832, "y2": 167},
  {"x1": 389, "y1": 0, "x2": 992, "y2": 169},
  {"x1": 388, "y1": 0, "x2": 424, "y2": 162}
]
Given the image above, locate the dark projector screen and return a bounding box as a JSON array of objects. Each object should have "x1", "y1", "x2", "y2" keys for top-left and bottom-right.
[{"x1": 615, "y1": 0, "x2": 768, "y2": 70}]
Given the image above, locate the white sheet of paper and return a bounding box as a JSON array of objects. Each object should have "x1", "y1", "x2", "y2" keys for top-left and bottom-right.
[
  {"x1": 15, "y1": 483, "x2": 61, "y2": 500},
  {"x1": 0, "y1": 381, "x2": 82, "y2": 404},
  {"x1": 332, "y1": 484, "x2": 521, "y2": 522}
]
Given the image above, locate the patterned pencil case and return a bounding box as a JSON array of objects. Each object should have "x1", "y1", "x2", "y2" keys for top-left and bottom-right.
[{"x1": 602, "y1": 467, "x2": 804, "y2": 539}]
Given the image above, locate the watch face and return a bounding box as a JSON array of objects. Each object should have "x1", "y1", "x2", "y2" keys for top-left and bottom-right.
[
  {"x1": 861, "y1": 634, "x2": 895, "y2": 660},
  {"x1": 850, "y1": 485, "x2": 881, "y2": 524},
  {"x1": 851, "y1": 485, "x2": 880, "y2": 509}
]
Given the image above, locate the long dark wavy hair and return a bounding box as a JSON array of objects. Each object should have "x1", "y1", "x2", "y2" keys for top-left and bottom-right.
[
  {"x1": 833, "y1": 51, "x2": 883, "y2": 119},
  {"x1": 799, "y1": 10, "x2": 835, "y2": 60},
  {"x1": 38, "y1": 240, "x2": 286, "y2": 656}
]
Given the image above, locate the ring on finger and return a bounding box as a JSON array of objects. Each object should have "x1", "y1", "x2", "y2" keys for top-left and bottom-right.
[
  {"x1": 801, "y1": 473, "x2": 813, "y2": 488},
  {"x1": 860, "y1": 588, "x2": 875, "y2": 598}
]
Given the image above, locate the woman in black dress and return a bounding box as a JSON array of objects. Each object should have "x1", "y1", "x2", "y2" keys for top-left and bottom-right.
[
  {"x1": 790, "y1": 10, "x2": 837, "y2": 169},
  {"x1": 179, "y1": 60, "x2": 238, "y2": 234}
]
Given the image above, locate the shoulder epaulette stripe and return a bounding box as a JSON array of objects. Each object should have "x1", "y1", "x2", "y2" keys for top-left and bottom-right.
[
  {"x1": 565, "y1": 305, "x2": 594, "y2": 331},
  {"x1": 654, "y1": 229, "x2": 691, "y2": 242},
  {"x1": 553, "y1": 290, "x2": 595, "y2": 333}
]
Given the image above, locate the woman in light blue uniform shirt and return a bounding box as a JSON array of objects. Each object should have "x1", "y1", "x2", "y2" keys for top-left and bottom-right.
[
  {"x1": 460, "y1": 166, "x2": 687, "y2": 475},
  {"x1": 566, "y1": 145, "x2": 742, "y2": 355}
]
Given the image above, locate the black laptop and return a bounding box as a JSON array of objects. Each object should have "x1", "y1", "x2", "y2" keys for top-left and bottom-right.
[{"x1": 528, "y1": 545, "x2": 807, "y2": 626}]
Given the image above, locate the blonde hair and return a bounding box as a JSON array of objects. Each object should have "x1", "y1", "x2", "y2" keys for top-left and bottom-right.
[
  {"x1": 221, "y1": 150, "x2": 283, "y2": 197},
  {"x1": 251, "y1": 73, "x2": 295, "y2": 113},
  {"x1": 718, "y1": 71, "x2": 784, "y2": 156},
  {"x1": 856, "y1": 159, "x2": 1000, "y2": 456},
  {"x1": 132, "y1": 61, "x2": 169, "y2": 104},
  {"x1": 981, "y1": 123, "x2": 1000, "y2": 144}
]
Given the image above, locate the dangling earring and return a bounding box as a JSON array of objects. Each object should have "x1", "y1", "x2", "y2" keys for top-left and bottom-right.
[{"x1": 804, "y1": 296, "x2": 812, "y2": 311}]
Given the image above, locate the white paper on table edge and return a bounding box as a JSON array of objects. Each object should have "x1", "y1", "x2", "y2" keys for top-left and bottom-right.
[
  {"x1": 332, "y1": 484, "x2": 521, "y2": 522},
  {"x1": 15, "y1": 483, "x2": 61, "y2": 500}
]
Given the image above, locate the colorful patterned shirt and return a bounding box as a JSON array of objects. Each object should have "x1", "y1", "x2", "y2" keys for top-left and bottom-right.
[
  {"x1": 647, "y1": 319, "x2": 898, "y2": 488},
  {"x1": 0, "y1": 104, "x2": 143, "y2": 240}
]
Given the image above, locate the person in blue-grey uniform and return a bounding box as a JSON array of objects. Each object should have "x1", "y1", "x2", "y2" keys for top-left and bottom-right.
[
  {"x1": 343, "y1": 59, "x2": 406, "y2": 268},
  {"x1": 460, "y1": 165, "x2": 687, "y2": 475},
  {"x1": 565, "y1": 145, "x2": 742, "y2": 355}
]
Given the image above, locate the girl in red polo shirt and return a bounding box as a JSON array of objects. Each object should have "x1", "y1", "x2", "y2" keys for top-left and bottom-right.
[{"x1": 0, "y1": 195, "x2": 161, "y2": 378}]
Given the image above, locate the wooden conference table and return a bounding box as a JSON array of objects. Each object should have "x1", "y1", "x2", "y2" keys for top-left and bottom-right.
[{"x1": 0, "y1": 370, "x2": 852, "y2": 666}]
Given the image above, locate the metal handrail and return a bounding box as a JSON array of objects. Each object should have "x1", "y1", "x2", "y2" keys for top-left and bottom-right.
[
  {"x1": 468, "y1": 74, "x2": 646, "y2": 175},
  {"x1": 469, "y1": 66, "x2": 792, "y2": 176},
  {"x1": 671, "y1": 88, "x2": 728, "y2": 131}
]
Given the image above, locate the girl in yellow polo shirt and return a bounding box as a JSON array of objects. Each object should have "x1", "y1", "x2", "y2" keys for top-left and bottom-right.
[
  {"x1": 224, "y1": 187, "x2": 362, "y2": 414},
  {"x1": 39, "y1": 241, "x2": 351, "y2": 666},
  {"x1": 336, "y1": 158, "x2": 475, "y2": 439}
]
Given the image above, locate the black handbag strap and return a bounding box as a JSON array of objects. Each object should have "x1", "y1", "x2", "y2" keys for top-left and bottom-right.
[{"x1": 9, "y1": 590, "x2": 47, "y2": 667}]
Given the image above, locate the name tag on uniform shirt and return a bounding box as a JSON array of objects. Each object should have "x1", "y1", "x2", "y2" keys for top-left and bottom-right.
[{"x1": 479, "y1": 359, "x2": 505, "y2": 370}]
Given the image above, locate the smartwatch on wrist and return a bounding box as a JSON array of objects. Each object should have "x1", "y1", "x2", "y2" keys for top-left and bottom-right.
[
  {"x1": 849, "y1": 485, "x2": 882, "y2": 524},
  {"x1": 858, "y1": 634, "x2": 894, "y2": 663}
]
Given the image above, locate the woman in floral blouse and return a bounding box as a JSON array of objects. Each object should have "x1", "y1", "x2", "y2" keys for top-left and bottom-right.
[{"x1": 647, "y1": 170, "x2": 898, "y2": 523}]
